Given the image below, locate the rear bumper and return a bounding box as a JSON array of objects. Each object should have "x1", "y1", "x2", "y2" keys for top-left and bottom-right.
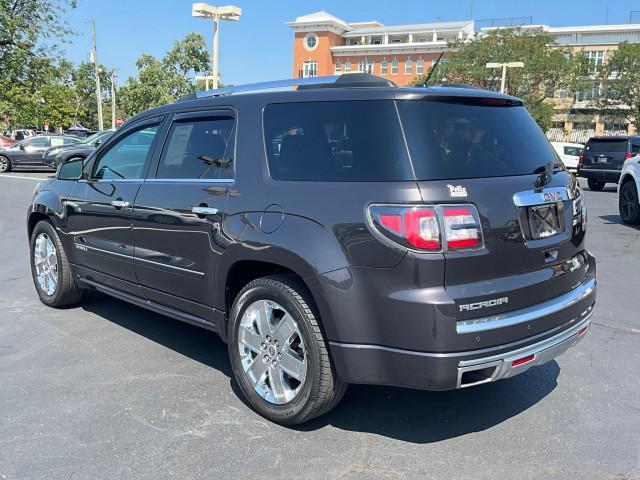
[
  {"x1": 327, "y1": 271, "x2": 596, "y2": 391},
  {"x1": 456, "y1": 309, "x2": 591, "y2": 388},
  {"x1": 578, "y1": 167, "x2": 621, "y2": 182}
]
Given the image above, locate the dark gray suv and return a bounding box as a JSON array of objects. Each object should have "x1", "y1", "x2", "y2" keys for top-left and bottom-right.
[{"x1": 27, "y1": 74, "x2": 596, "y2": 425}]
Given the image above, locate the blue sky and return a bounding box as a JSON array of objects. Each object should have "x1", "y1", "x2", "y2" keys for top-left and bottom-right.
[{"x1": 63, "y1": 0, "x2": 640, "y2": 86}]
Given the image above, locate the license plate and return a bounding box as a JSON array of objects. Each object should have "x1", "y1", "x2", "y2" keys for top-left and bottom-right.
[
  {"x1": 596, "y1": 156, "x2": 609, "y2": 164},
  {"x1": 528, "y1": 203, "x2": 562, "y2": 239}
]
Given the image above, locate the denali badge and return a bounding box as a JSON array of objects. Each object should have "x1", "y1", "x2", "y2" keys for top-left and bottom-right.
[
  {"x1": 447, "y1": 184, "x2": 467, "y2": 198},
  {"x1": 542, "y1": 191, "x2": 562, "y2": 203},
  {"x1": 459, "y1": 297, "x2": 509, "y2": 312}
]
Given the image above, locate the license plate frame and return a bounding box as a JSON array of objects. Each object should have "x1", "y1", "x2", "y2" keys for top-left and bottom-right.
[{"x1": 528, "y1": 203, "x2": 563, "y2": 239}]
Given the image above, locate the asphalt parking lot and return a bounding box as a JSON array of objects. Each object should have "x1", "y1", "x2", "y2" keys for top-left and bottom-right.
[{"x1": 0, "y1": 171, "x2": 638, "y2": 480}]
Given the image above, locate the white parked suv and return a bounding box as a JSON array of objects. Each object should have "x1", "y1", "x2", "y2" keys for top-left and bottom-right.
[
  {"x1": 551, "y1": 142, "x2": 583, "y2": 171},
  {"x1": 618, "y1": 154, "x2": 640, "y2": 224}
]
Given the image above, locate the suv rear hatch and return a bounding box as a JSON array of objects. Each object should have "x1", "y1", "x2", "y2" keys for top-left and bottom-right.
[
  {"x1": 396, "y1": 96, "x2": 591, "y2": 349},
  {"x1": 582, "y1": 137, "x2": 630, "y2": 172}
]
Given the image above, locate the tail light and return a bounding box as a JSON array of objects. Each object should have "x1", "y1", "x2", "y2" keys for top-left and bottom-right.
[
  {"x1": 578, "y1": 153, "x2": 584, "y2": 165},
  {"x1": 442, "y1": 207, "x2": 482, "y2": 249},
  {"x1": 368, "y1": 204, "x2": 483, "y2": 252},
  {"x1": 625, "y1": 152, "x2": 633, "y2": 159}
]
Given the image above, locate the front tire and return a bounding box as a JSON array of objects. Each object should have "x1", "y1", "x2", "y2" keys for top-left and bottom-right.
[
  {"x1": 30, "y1": 220, "x2": 83, "y2": 307},
  {"x1": 619, "y1": 181, "x2": 640, "y2": 225},
  {"x1": 587, "y1": 178, "x2": 605, "y2": 191},
  {"x1": 0, "y1": 155, "x2": 11, "y2": 173},
  {"x1": 228, "y1": 275, "x2": 346, "y2": 425}
]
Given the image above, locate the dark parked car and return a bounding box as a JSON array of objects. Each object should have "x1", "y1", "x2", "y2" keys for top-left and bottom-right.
[
  {"x1": 578, "y1": 135, "x2": 640, "y2": 190},
  {"x1": 0, "y1": 135, "x2": 80, "y2": 172},
  {"x1": 42, "y1": 130, "x2": 115, "y2": 169},
  {"x1": 27, "y1": 74, "x2": 595, "y2": 425}
]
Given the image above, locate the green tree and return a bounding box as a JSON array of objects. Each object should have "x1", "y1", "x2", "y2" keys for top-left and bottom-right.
[
  {"x1": 0, "y1": 0, "x2": 77, "y2": 129},
  {"x1": 71, "y1": 61, "x2": 112, "y2": 128},
  {"x1": 601, "y1": 42, "x2": 640, "y2": 131},
  {"x1": 118, "y1": 33, "x2": 210, "y2": 117},
  {"x1": 412, "y1": 28, "x2": 588, "y2": 131}
]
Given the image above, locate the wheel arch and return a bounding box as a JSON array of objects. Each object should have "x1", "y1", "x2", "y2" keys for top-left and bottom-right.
[
  {"x1": 27, "y1": 191, "x2": 66, "y2": 239},
  {"x1": 620, "y1": 171, "x2": 638, "y2": 189},
  {"x1": 217, "y1": 247, "x2": 337, "y2": 344}
]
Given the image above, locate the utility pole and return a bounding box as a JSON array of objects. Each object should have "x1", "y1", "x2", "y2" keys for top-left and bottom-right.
[
  {"x1": 110, "y1": 69, "x2": 117, "y2": 130},
  {"x1": 91, "y1": 20, "x2": 104, "y2": 131},
  {"x1": 486, "y1": 62, "x2": 524, "y2": 94}
]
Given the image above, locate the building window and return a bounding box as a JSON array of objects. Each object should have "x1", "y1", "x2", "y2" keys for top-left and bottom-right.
[
  {"x1": 380, "y1": 59, "x2": 388, "y2": 75},
  {"x1": 335, "y1": 62, "x2": 342, "y2": 74},
  {"x1": 416, "y1": 57, "x2": 424, "y2": 75},
  {"x1": 405, "y1": 58, "x2": 413, "y2": 75},
  {"x1": 584, "y1": 50, "x2": 604, "y2": 73},
  {"x1": 358, "y1": 59, "x2": 374, "y2": 74},
  {"x1": 345, "y1": 61, "x2": 351, "y2": 73},
  {"x1": 575, "y1": 80, "x2": 599, "y2": 102},
  {"x1": 304, "y1": 33, "x2": 319, "y2": 52},
  {"x1": 391, "y1": 57, "x2": 398, "y2": 75},
  {"x1": 302, "y1": 61, "x2": 317, "y2": 78}
]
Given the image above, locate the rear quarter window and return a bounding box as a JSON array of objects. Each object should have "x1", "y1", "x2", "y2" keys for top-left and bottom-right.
[{"x1": 263, "y1": 100, "x2": 413, "y2": 182}]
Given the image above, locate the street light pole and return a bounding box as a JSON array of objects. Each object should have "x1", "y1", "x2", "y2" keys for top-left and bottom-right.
[
  {"x1": 486, "y1": 61, "x2": 524, "y2": 94},
  {"x1": 212, "y1": 14, "x2": 219, "y2": 89},
  {"x1": 192, "y1": 3, "x2": 241, "y2": 90},
  {"x1": 91, "y1": 20, "x2": 104, "y2": 131}
]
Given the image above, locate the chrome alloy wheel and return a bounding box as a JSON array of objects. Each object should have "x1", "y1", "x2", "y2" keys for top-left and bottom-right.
[
  {"x1": 33, "y1": 233, "x2": 58, "y2": 296},
  {"x1": 237, "y1": 300, "x2": 307, "y2": 405}
]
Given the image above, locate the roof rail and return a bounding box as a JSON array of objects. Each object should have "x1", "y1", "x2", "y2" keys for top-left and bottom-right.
[{"x1": 179, "y1": 73, "x2": 396, "y2": 101}]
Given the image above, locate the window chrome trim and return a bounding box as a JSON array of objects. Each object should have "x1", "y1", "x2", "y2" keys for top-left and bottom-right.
[
  {"x1": 456, "y1": 277, "x2": 596, "y2": 334},
  {"x1": 144, "y1": 178, "x2": 235, "y2": 184}
]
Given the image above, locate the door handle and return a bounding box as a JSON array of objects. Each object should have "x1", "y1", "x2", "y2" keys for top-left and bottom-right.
[
  {"x1": 111, "y1": 200, "x2": 130, "y2": 208},
  {"x1": 191, "y1": 206, "x2": 218, "y2": 215}
]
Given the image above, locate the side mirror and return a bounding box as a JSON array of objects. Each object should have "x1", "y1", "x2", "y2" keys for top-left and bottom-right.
[
  {"x1": 94, "y1": 139, "x2": 102, "y2": 146},
  {"x1": 19, "y1": 144, "x2": 25, "y2": 150},
  {"x1": 57, "y1": 158, "x2": 84, "y2": 181}
]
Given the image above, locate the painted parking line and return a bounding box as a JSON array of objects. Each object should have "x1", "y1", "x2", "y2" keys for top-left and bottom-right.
[{"x1": 0, "y1": 175, "x2": 49, "y2": 181}]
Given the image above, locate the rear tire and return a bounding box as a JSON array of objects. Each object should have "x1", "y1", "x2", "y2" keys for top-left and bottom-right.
[
  {"x1": 619, "y1": 181, "x2": 640, "y2": 225},
  {"x1": 30, "y1": 220, "x2": 83, "y2": 307},
  {"x1": 228, "y1": 275, "x2": 347, "y2": 425},
  {"x1": 587, "y1": 178, "x2": 605, "y2": 191},
  {"x1": 0, "y1": 155, "x2": 11, "y2": 173}
]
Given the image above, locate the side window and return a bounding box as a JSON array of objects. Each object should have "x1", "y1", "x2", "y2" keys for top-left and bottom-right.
[
  {"x1": 632, "y1": 142, "x2": 640, "y2": 154},
  {"x1": 564, "y1": 146, "x2": 582, "y2": 156},
  {"x1": 92, "y1": 125, "x2": 159, "y2": 180},
  {"x1": 156, "y1": 116, "x2": 235, "y2": 180},
  {"x1": 51, "y1": 137, "x2": 65, "y2": 147},
  {"x1": 27, "y1": 137, "x2": 49, "y2": 147},
  {"x1": 263, "y1": 101, "x2": 412, "y2": 182},
  {"x1": 63, "y1": 137, "x2": 78, "y2": 145}
]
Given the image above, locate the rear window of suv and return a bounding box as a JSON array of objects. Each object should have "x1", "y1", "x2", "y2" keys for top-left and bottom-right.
[
  {"x1": 263, "y1": 100, "x2": 413, "y2": 181},
  {"x1": 585, "y1": 139, "x2": 629, "y2": 153},
  {"x1": 397, "y1": 99, "x2": 558, "y2": 180}
]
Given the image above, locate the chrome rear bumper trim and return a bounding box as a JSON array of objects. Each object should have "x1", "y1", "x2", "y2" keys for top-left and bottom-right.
[
  {"x1": 456, "y1": 277, "x2": 596, "y2": 334},
  {"x1": 456, "y1": 310, "x2": 592, "y2": 388}
]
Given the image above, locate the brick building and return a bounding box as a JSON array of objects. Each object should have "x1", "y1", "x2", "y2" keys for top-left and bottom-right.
[{"x1": 287, "y1": 11, "x2": 474, "y2": 85}]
